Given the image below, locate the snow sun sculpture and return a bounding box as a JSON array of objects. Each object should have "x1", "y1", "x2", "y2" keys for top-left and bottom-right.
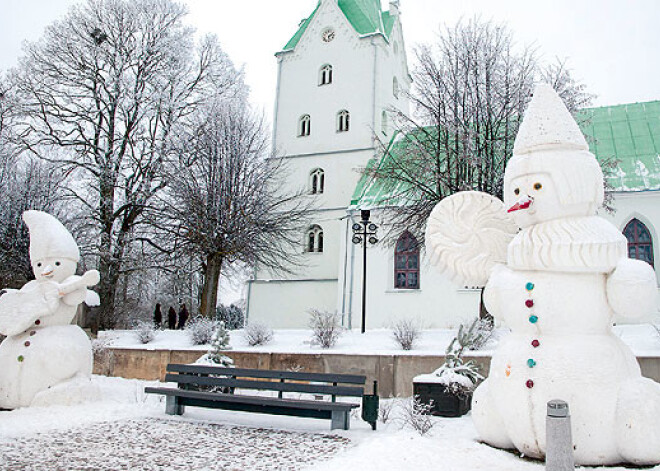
[
  {"x1": 426, "y1": 84, "x2": 660, "y2": 466},
  {"x1": 0, "y1": 211, "x2": 99, "y2": 409}
]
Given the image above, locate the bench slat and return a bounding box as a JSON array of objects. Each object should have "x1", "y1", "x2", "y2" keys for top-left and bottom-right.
[
  {"x1": 166, "y1": 364, "x2": 366, "y2": 385},
  {"x1": 164, "y1": 373, "x2": 364, "y2": 397},
  {"x1": 145, "y1": 387, "x2": 358, "y2": 411}
]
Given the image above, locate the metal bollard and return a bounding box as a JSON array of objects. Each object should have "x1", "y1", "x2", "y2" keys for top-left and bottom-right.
[{"x1": 546, "y1": 400, "x2": 575, "y2": 471}]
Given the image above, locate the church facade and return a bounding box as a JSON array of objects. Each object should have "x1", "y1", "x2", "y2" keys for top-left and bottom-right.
[{"x1": 246, "y1": 0, "x2": 660, "y2": 329}]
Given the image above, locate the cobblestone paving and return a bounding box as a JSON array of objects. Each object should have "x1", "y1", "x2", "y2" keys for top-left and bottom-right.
[{"x1": 0, "y1": 418, "x2": 351, "y2": 470}]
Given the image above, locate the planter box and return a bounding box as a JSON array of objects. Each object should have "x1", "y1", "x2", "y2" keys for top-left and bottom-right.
[{"x1": 413, "y1": 381, "x2": 471, "y2": 417}]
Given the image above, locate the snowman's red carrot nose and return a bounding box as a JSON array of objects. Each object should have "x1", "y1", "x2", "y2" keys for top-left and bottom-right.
[{"x1": 507, "y1": 196, "x2": 533, "y2": 213}]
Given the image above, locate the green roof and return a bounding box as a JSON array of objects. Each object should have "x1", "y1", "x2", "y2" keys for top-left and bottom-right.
[
  {"x1": 581, "y1": 101, "x2": 660, "y2": 191},
  {"x1": 352, "y1": 100, "x2": 660, "y2": 209},
  {"x1": 281, "y1": 0, "x2": 393, "y2": 53}
]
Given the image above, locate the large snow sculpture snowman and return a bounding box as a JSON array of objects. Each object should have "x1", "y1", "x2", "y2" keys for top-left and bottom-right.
[
  {"x1": 0, "y1": 211, "x2": 99, "y2": 409},
  {"x1": 426, "y1": 84, "x2": 660, "y2": 465}
]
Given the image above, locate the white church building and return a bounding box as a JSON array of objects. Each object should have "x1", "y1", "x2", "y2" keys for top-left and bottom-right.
[{"x1": 246, "y1": 0, "x2": 660, "y2": 329}]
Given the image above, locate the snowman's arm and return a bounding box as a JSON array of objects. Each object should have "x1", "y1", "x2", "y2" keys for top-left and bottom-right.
[
  {"x1": 607, "y1": 258, "x2": 658, "y2": 321},
  {"x1": 0, "y1": 283, "x2": 55, "y2": 336},
  {"x1": 59, "y1": 270, "x2": 100, "y2": 307},
  {"x1": 483, "y1": 263, "x2": 509, "y2": 323}
]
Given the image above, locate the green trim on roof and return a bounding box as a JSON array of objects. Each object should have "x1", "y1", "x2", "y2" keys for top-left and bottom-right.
[
  {"x1": 281, "y1": 0, "x2": 393, "y2": 53},
  {"x1": 282, "y1": 3, "x2": 321, "y2": 52},
  {"x1": 352, "y1": 101, "x2": 660, "y2": 209}
]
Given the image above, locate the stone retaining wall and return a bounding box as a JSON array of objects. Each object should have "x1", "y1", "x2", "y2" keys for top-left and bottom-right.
[{"x1": 94, "y1": 348, "x2": 660, "y2": 398}]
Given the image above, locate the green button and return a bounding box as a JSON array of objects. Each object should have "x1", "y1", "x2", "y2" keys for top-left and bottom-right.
[
  {"x1": 529, "y1": 315, "x2": 538, "y2": 324},
  {"x1": 527, "y1": 359, "x2": 536, "y2": 368},
  {"x1": 526, "y1": 282, "x2": 535, "y2": 291},
  {"x1": 17, "y1": 355, "x2": 24, "y2": 362}
]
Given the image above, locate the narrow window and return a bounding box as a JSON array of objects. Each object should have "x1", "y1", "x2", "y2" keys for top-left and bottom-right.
[
  {"x1": 394, "y1": 231, "x2": 420, "y2": 289},
  {"x1": 337, "y1": 110, "x2": 350, "y2": 132},
  {"x1": 624, "y1": 218, "x2": 654, "y2": 267},
  {"x1": 381, "y1": 110, "x2": 388, "y2": 135},
  {"x1": 310, "y1": 168, "x2": 324, "y2": 194},
  {"x1": 393, "y1": 77, "x2": 399, "y2": 98},
  {"x1": 319, "y1": 64, "x2": 333, "y2": 85},
  {"x1": 299, "y1": 114, "x2": 311, "y2": 137},
  {"x1": 305, "y1": 225, "x2": 324, "y2": 253}
]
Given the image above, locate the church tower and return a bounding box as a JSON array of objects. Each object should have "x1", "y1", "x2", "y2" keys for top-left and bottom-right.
[{"x1": 246, "y1": 0, "x2": 410, "y2": 328}]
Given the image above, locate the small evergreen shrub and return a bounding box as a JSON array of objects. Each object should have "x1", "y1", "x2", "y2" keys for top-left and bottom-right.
[
  {"x1": 244, "y1": 322, "x2": 274, "y2": 346},
  {"x1": 133, "y1": 320, "x2": 156, "y2": 344},
  {"x1": 391, "y1": 318, "x2": 422, "y2": 350},
  {"x1": 186, "y1": 316, "x2": 220, "y2": 345},
  {"x1": 196, "y1": 322, "x2": 233, "y2": 366},
  {"x1": 308, "y1": 309, "x2": 342, "y2": 348},
  {"x1": 459, "y1": 317, "x2": 494, "y2": 351},
  {"x1": 215, "y1": 304, "x2": 245, "y2": 330}
]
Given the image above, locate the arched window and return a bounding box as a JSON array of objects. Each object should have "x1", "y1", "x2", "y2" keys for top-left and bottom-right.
[
  {"x1": 310, "y1": 168, "x2": 325, "y2": 194},
  {"x1": 393, "y1": 77, "x2": 399, "y2": 98},
  {"x1": 394, "y1": 231, "x2": 420, "y2": 289},
  {"x1": 624, "y1": 218, "x2": 654, "y2": 267},
  {"x1": 319, "y1": 64, "x2": 333, "y2": 85},
  {"x1": 299, "y1": 114, "x2": 311, "y2": 137},
  {"x1": 381, "y1": 110, "x2": 388, "y2": 135},
  {"x1": 337, "y1": 110, "x2": 350, "y2": 132},
  {"x1": 306, "y1": 225, "x2": 324, "y2": 253}
]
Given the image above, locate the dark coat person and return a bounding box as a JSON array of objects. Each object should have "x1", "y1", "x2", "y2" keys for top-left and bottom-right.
[
  {"x1": 167, "y1": 306, "x2": 177, "y2": 330},
  {"x1": 177, "y1": 304, "x2": 189, "y2": 329},
  {"x1": 153, "y1": 303, "x2": 162, "y2": 328}
]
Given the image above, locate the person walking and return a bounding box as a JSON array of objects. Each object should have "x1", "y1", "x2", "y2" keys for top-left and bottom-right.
[
  {"x1": 177, "y1": 304, "x2": 189, "y2": 329},
  {"x1": 167, "y1": 306, "x2": 177, "y2": 330}
]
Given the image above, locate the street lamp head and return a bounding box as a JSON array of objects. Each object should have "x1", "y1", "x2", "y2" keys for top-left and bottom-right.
[
  {"x1": 368, "y1": 223, "x2": 377, "y2": 232},
  {"x1": 368, "y1": 236, "x2": 378, "y2": 245},
  {"x1": 352, "y1": 223, "x2": 362, "y2": 232},
  {"x1": 360, "y1": 209, "x2": 371, "y2": 222},
  {"x1": 352, "y1": 235, "x2": 362, "y2": 245}
]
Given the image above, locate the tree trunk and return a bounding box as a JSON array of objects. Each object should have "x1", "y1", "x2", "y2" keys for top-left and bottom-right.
[{"x1": 199, "y1": 253, "x2": 222, "y2": 318}]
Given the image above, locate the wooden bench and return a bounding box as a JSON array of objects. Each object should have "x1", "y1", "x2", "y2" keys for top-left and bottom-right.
[{"x1": 145, "y1": 364, "x2": 376, "y2": 430}]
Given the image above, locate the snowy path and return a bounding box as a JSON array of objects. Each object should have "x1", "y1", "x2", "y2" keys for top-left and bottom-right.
[{"x1": 0, "y1": 418, "x2": 350, "y2": 471}]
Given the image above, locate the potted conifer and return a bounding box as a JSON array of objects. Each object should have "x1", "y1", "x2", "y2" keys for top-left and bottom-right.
[{"x1": 413, "y1": 319, "x2": 488, "y2": 417}]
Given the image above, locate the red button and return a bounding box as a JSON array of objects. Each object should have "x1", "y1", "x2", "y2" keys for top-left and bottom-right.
[
  {"x1": 24, "y1": 341, "x2": 30, "y2": 347},
  {"x1": 531, "y1": 339, "x2": 540, "y2": 348},
  {"x1": 34, "y1": 319, "x2": 41, "y2": 325},
  {"x1": 526, "y1": 380, "x2": 534, "y2": 388},
  {"x1": 525, "y1": 299, "x2": 534, "y2": 308}
]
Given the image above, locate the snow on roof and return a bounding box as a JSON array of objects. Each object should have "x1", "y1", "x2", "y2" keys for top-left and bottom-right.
[{"x1": 351, "y1": 101, "x2": 660, "y2": 209}]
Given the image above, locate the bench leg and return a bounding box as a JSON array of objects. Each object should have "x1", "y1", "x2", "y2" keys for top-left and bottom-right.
[
  {"x1": 331, "y1": 410, "x2": 350, "y2": 431},
  {"x1": 165, "y1": 396, "x2": 185, "y2": 415}
]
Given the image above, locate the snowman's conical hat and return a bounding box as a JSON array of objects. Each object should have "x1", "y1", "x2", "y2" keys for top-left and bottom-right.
[
  {"x1": 23, "y1": 210, "x2": 80, "y2": 262},
  {"x1": 513, "y1": 83, "x2": 589, "y2": 155}
]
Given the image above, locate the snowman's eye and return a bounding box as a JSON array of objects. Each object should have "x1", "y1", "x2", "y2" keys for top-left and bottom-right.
[
  {"x1": 533, "y1": 182, "x2": 542, "y2": 190},
  {"x1": 514, "y1": 188, "x2": 520, "y2": 196},
  {"x1": 55, "y1": 261, "x2": 61, "y2": 266},
  {"x1": 37, "y1": 263, "x2": 42, "y2": 267}
]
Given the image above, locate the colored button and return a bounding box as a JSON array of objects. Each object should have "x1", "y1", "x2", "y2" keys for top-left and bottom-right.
[
  {"x1": 24, "y1": 341, "x2": 30, "y2": 347},
  {"x1": 531, "y1": 339, "x2": 540, "y2": 348},
  {"x1": 34, "y1": 319, "x2": 41, "y2": 325},
  {"x1": 525, "y1": 299, "x2": 534, "y2": 308},
  {"x1": 526, "y1": 282, "x2": 535, "y2": 291},
  {"x1": 529, "y1": 315, "x2": 538, "y2": 324},
  {"x1": 17, "y1": 355, "x2": 24, "y2": 362},
  {"x1": 30, "y1": 331, "x2": 36, "y2": 336},
  {"x1": 527, "y1": 359, "x2": 536, "y2": 368},
  {"x1": 526, "y1": 379, "x2": 534, "y2": 389}
]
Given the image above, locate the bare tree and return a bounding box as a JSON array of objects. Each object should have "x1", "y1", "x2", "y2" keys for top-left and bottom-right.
[
  {"x1": 157, "y1": 100, "x2": 311, "y2": 318},
  {"x1": 367, "y1": 18, "x2": 593, "y2": 244},
  {"x1": 11, "y1": 0, "x2": 242, "y2": 329}
]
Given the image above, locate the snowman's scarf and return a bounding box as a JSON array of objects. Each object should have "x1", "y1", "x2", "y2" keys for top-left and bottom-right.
[{"x1": 507, "y1": 216, "x2": 627, "y2": 273}]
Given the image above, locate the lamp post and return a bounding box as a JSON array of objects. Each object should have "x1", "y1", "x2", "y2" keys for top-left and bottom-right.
[{"x1": 352, "y1": 209, "x2": 378, "y2": 333}]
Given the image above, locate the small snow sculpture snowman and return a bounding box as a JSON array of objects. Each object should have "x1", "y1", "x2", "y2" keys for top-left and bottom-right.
[
  {"x1": 0, "y1": 211, "x2": 99, "y2": 409},
  {"x1": 426, "y1": 84, "x2": 660, "y2": 465}
]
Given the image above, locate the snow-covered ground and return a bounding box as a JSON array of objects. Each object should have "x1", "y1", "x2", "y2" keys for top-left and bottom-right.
[
  {"x1": 101, "y1": 323, "x2": 660, "y2": 357},
  {"x1": 1, "y1": 375, "x2": 659, "y2": 470}
]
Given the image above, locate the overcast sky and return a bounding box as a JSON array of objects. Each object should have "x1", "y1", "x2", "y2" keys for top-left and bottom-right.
[{"x1": 2, "y1": 0, "x2": 659, "y2": 121}]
